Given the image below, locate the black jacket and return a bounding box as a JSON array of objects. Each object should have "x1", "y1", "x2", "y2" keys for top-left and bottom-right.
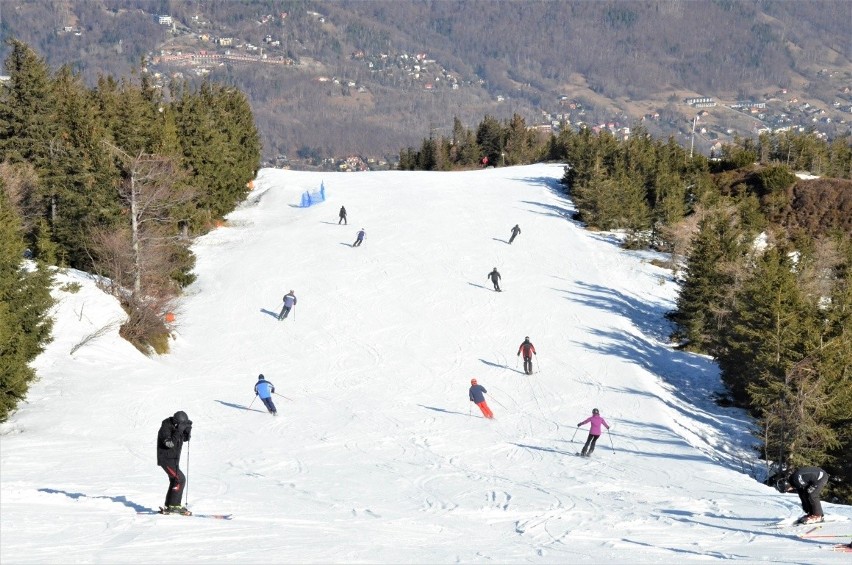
[
  {"x1": 790, "y1": 467, "x2": 827, "y2": 490},
  {"x1": 488, "y1": 269, "x2": 501, "y2": 282},
  {"x1": 339, "y1": 207, "x2": 347, "y2": 217},
  {"x1": 157, "y1": 416, "x2": 191, "y2": 466}
]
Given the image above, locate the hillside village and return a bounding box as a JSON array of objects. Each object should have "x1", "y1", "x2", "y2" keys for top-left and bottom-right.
[{"x1": 52, "y1": 8, "x2": 852, "y2": 170}]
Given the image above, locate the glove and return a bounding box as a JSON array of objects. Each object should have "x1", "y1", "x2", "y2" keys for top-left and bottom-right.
[
  {"x1": 164, "y1": 439, "x2": 175, "y2": 449},
  {"x1": 178, "y1": 420, "x2": 193, "y2": 442},
  {"x1": 807, "y1": 485, "x2": 816, "y2": 494},
  {"x1": 517, "y1": 353, "x2": 520, "y2": 356}
]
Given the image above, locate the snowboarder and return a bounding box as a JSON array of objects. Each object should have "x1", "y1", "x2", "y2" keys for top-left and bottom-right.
[
  {"x1": 776, "y1": 466, "x2": 829, "y2": 524},
  {"x1": 157, "y1": 410, "x2": 193, "y2": 514},
  {"x1": 254, "y1": 374, "x2": 277, "y2": 416},
  {"x1": 509, "y1": 224, "x2": 521, "y2": 244},
  {"x1": 487, "y1": 267, "x2": 501, "y2": 291},
  {"x1": 517, "y1": 336, "x2": 536, "y2": 374},
  {"x1": 469, "y1": 379, "x2": 493, "y2": 419},
  {"x1": 353, "y1": 228, "x2": 366, "y2": 247},
  {"x1": 338, "y1": 206, "x2": 347, "y2": 225},
  {"x1": 278, "y1": 290, "x2": 297, "y2": 320},
  {"x1": 577, "y1": 408, "x2": 610, "y2": 457}
]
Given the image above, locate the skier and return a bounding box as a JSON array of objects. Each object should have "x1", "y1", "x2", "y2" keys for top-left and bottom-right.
[
  {"x1": 157, "y1": 410, "x2": 193, "y2": 514},
  {"x1": 353, "y1": 228, "x2": 366, "y2": 247},
  {"x1": 517, "y1": 336, "x2": 536, "y2": 374},
  {"x1": 278, "y1": 290, "x2": 297, "y2": 320},
  {"x1": 487, "y1": 267, "x2": 501, "y2": 291},
  {"x1": 469, "y1": 379, "x2": 493, "y2": 419},
  {"x1": 338, "y1": 206, "x2": 347, "y2": 225},
  {"x1": 577, "y1": 408, "x2": 610, "y2": 457},
  {"x1": 508, "y1": 224, "x2": 521, "y2": 244},
  {"x1": 776, "y1": 466, "x2": 829, "y2": 524},
  {"x1": 254, "y1": 374, "x2": 277, "y2": 416}
]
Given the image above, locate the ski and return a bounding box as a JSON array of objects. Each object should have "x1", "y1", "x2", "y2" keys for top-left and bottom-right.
[
  {"x1": 833, "y1": 544, "x2": 852, "y2": 553},
  {"x1": 158, "y1": 506, "x2": 233, "y2": 520}
]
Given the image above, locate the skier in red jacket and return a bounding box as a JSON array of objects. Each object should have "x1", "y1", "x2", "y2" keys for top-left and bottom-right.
[{"x1": 517, "y1": 336, "x2": 536, "y2": 374}]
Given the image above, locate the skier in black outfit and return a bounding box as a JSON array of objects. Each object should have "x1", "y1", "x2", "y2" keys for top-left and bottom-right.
[
  {"x1": 338, "y1": 206, "x2": 347, "y2": 225},
  {"x1": 157, "y1": 410, "x2": 193, "y2": 514},
  {"x1": 487, "y1": 267, "x2": 501, "y2": 291},
  {"x1": 508, "y1": 224, "x2": 521, "y2": 244},
  {"x1": 776, "y1": 466, "x2": 829, "y2": 524}
]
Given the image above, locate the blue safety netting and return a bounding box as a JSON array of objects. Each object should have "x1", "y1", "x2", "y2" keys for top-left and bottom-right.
[{"x1": 299, "y1": 181, "x2": 326, "y2": 207}]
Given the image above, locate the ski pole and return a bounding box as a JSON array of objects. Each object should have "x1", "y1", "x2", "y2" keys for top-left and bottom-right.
[
  {"x1": 571, "y1": 427, "x2": 579, "y2": 442},
  {"x1": 535, "y1": 356, "x2": 541, "y2": 373},
  {"x1": 273, "y1": 392, "x2": 293, "y2": 401},
  {"x1": 185, "y1": 440, "x2": 190, "y2": 507},
  {"x1": 249, "y1": 395, "x2": 257, "y2": 409},
  {"x1": 489, "y1": 395, "x2": 507, "y2": 409},
  {"x1": 515, "y1": 356, "x2": 519, "y2": 370},
  {"x1": 608, "y1": 429, "x2": 615, "y2": 453}
]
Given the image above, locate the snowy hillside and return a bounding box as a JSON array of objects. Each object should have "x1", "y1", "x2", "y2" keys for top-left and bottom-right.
[{"x1": 2, "y1": 163, "x2": 850, "y2": 563}]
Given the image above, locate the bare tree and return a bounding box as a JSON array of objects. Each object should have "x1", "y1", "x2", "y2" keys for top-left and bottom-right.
[{"x1": 100, "y1": 142, "x2": 196, "y2": 297}]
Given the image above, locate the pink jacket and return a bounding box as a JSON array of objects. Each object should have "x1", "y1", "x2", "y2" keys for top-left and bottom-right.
[{"x1": 578, "y1": 414, "x2": 610, "y2": 436}]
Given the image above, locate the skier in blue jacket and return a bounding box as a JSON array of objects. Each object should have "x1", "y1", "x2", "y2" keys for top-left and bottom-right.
[
  {"x1": 469, "y1": 379, "x2": 493, "y2": 419},
  {"x1": 254, "y1": 374, "x2": 277, "y2": 416}
]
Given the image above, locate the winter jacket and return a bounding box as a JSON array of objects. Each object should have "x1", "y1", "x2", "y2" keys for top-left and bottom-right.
[
  {"x1": 339, "y1": 207, "x2": 347, "y2": 218},
  {"x1": 488, "y1": 270, "x2": 501, "y2": 282},
  {"x1": 790, "y1": 467, "x2": 828, "y2": 491},
  {"x1": 157, "y1": 416, "x2": 191, "y2": 466},
  {"x1": 283, "y1": 293, "x2": 297, "y2": 308},
  {"x1": 356, "y1": 229, "x2": 366, "y2": 240},
  {"x1": 518, "y1": 340, "x2": 536, "y2": 358},
  {"x1": 255, "y1": 379, "x2": 275, "y2": 399},
  {"x1": 578, "y1": 414, "x2": 610, "y2": 436},
  {"x1": 511, "y1": 225, "x2": 521, "y2": 236},
  {"x1": 469, "y1": 384, "x2": 488, "y2": 404}
]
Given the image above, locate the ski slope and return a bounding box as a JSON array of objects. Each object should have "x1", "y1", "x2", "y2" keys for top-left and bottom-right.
[{"x1": 2, "y1": 163, "x2": 850, "y2": 563}]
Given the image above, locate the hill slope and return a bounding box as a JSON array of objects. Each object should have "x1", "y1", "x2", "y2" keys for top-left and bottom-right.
[{"x1": 2, "y1": 164, "x2": 850, "y2": 563}]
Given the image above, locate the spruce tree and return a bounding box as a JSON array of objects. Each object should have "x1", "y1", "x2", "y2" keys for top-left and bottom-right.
[{"x1": 0, "y1": 186, "x2": 54, "y2": 421}]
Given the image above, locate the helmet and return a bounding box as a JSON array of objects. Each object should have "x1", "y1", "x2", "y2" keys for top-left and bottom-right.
[
  {"x1": 289, "y1": 290, "x2": 294, "y2": 294},
  {"x1": 525, "y1": 336, "x2": 530, "y2": 340},
  {"x1": 173, "y1": 410, "x2": 189, "y2": 423},
  {"x1": 258, "y1": 374, "x2": 265, "y2": 380},
  {"x1": 592, "y1": 408, "x2": 600, "y2": 415},
  {"x1": 471, "y1": 379, "x2": 477, "y2": 385},
  {"x1": 775, "y1": 477, "x2": 791, "y2": 493}
]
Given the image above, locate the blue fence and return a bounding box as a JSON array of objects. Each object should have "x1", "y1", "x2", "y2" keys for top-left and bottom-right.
[{"x1": 299, "y1": 182, "x2": 326, "y2": 207}]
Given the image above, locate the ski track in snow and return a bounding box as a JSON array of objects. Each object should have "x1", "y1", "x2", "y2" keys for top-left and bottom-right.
[{"x1": 2, "y1": 164, "x2": 850, "y2": 564}]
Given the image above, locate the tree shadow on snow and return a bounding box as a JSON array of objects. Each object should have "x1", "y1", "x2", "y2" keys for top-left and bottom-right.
[
  {"x1": 417, "y1": 404, "x2": 473, "y2": 417},
  {"x1": 215, "y1": 400, "x2": 267, "y2": 414},
  {"x1": 260, "y1": 308, "x2": 280, "y2": 319},
  {"x1": 38, "y1": 488, "x2": 156, "y2": 514},
  {"x1": 479, "y1": 358, "x2": 526, "y2": 374}
]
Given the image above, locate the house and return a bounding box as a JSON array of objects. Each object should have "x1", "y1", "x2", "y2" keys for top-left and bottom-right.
[
  {"x1": 685, "y1": 96, "x2": 716, "y2": 107},
  {"x1": 217, "y1": 37, "x2": 233, "y2": 46},
  {"x1": 157, "y1": 15, "x2": 172, "y2": 25}
]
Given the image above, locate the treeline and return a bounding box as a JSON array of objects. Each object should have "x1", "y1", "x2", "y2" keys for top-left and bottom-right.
[
  {"x1": 401, "y1": 118, "x2": 852, "y2": 501},
  {"x1": 564, "y1": 129, "x2": 852, "y2": 503},
  {"x1": 0, "y1": 39, "x2": 261, "y2": 421},
  {"x1": 398, "y1": 114, "x2": 546, "y2": 171}
]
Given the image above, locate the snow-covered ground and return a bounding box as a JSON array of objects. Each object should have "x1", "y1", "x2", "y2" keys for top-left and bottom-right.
[{"x1": 2, "y1": 163, "x2": 849, "y2": 563}]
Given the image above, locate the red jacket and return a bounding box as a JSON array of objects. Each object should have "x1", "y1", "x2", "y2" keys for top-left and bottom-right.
[{"x1": 518, "y1": 341, "x2": 536, "y2": 357}]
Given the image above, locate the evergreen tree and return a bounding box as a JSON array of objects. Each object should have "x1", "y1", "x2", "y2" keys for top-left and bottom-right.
[{"x1": 0, "y1": 185, "x2": 54, "y2": 421}]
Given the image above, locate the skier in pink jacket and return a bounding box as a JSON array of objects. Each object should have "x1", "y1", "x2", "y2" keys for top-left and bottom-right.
[{"x1": 577, "y1": 408, "x2": 610, "y2": 457}]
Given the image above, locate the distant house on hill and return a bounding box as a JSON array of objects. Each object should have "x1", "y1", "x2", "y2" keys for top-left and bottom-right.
[
  {"x1": 156, "y1": 15, "x2": 172, "y2": 25},
  {"x1": 685, "y1": 96, "x2": 716, "y2": 108}
]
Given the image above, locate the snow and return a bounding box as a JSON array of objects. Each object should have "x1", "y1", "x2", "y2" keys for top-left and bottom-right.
[{"x1": 2, "y1": 163, "x2": 849, "y2": 563}]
